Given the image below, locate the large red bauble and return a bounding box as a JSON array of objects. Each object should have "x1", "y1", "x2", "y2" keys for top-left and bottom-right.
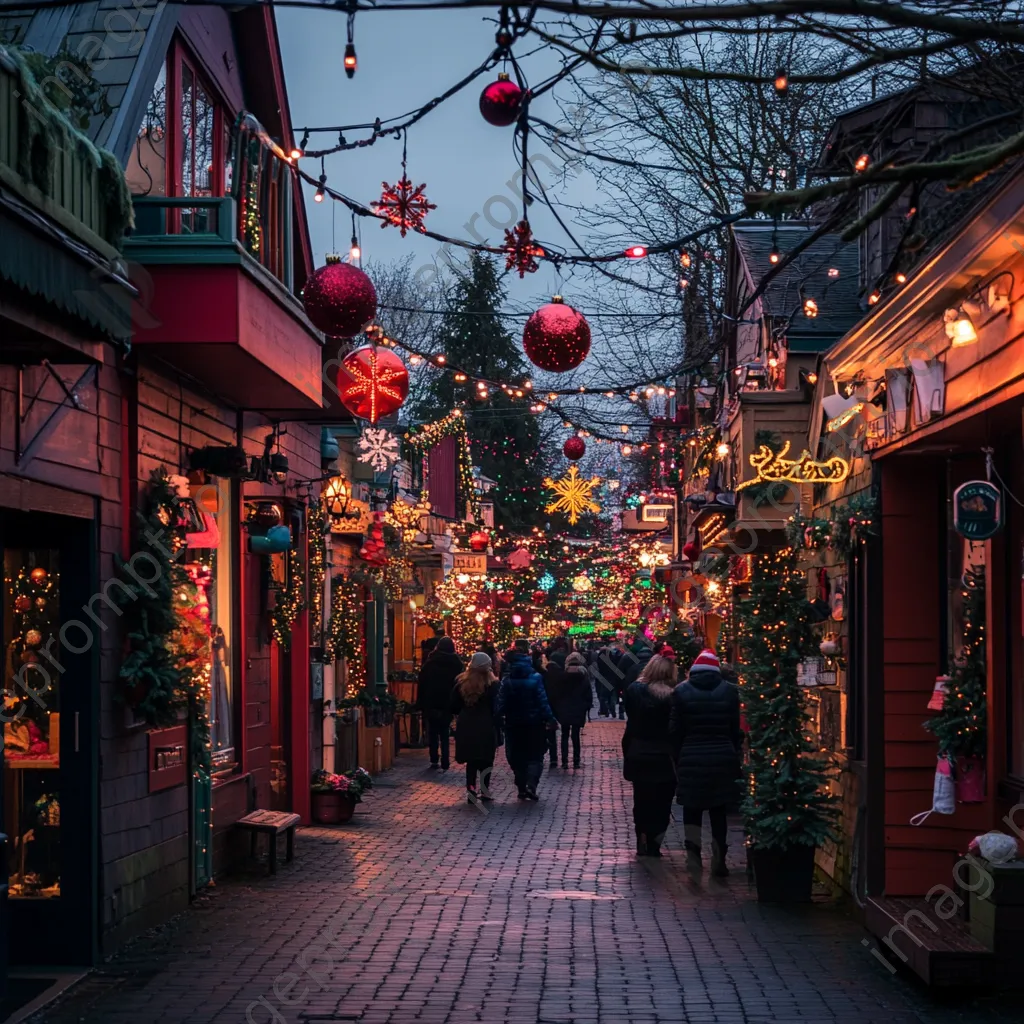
[
  {"x1": 468, "y1": 530, "x2": 490, "y2": 553},
  {"x1": 523, "y1": 296, "x2": 590, "y2": 372},
  {"x1": 479, "y1": 74, "x2": 524, "y2": 127},
  {"x1": 336, "y1": 346, "x2": 409, "y2": 423},
  {"x1": 302, "y1": 255, "x2": 377, "y2": 337},
  {"x1": 563, "y1": 436, "x2": 586, "y2": 461}
]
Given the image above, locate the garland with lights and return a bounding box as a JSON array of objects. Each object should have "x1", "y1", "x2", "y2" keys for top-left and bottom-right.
[
  {"x1": 736, "y1": 547, "x2": 837, "y2": 851},
  {"x1": 240, "y1": 136, "x2": 262, "y2": 258},
  {"x1": 326, "y1": 574, "x2": 366, "y2": 697},
  {"x1": 308, "y1": 499, "x2": 327, "y2": 649},
  {"x1": 271, "y1": 548, "x2": 306, "y2": 650},
  {"x1": 786, "y1": 493, "x2": 878, "y2": 558},
  {"x1": 404, "y1": 411, "x2": 480, "y2": 521},
  {"x1": 925, "y1": 564, "x2": 987, "y2": 759}
]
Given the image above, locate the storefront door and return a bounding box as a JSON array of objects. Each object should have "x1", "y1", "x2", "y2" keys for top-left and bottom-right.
[{"x1": 0, "y1": 509, "x2": 97, "y2": 965}]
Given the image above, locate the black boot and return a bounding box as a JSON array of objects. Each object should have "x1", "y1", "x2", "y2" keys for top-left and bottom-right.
[
  {"x1": 685, "y1": 843, "x2": 702, "y2": 872},
  {"x1": 711, "y1": 841, "x2": 729, "y2": 877},
  {"x1": 647, "y1": 831, "x2": 665, "y2": 858},
  {"x1": 636, "y1": 832, "x2": 648, "y2": 857}
]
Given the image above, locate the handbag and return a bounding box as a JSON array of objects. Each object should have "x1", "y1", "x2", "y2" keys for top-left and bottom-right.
[{"x1": 910, "y1": 754, "x2": 956, "y2": 825}]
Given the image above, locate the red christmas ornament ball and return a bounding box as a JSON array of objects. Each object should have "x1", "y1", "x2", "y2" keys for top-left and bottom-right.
[
  {"x1": 30, "y1": 568, "x2": 48, "y2": 584},
  {"x1": 302, "y1": 255, "x2": 377, "y2": 337},
  {"x1": 682, "y1": 541, "x2": 700, "y2": 562},
  {"x1": 496, "y1": 591, "x2": 514, "y2": 608},
  {"x1": 523, "y1": 296, "x2": 591, "y2": 372},
  {"x1": 14, "y1": 595, "x2": 31, "y2": 613},
  {"x1": 480, "y1": 73, "x2": 524, "y2": 127},
  {"x1": 563, "y1": 436, "x2": 586, "y2": 461},
  {"x1": 532, "y1": 590, "x2": 547, "y2": 605},
  {"x1": 468, "y1": 530, "x2": 490, "y2": 553},
  {"x1": 336, "y1": 345, "x2": 410, "y2": 423}
]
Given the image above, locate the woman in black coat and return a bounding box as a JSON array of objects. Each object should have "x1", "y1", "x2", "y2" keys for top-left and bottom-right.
[
  {"x1": 450, "y1": 652, "x2": 500, "y2": 802},
  {"x1": 553, "y1": 652, "x2": 592, "y2": 769},
  {"x1": 622, "y1": 655, "x2": 677, "y2": 857},
  {"x1": 669, "y1": 648, "x2": 742, "y2": 877}
]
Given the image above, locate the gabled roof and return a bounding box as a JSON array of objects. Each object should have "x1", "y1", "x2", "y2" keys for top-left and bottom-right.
[{"x1": 732, "y1": 222, "x2": 862, "y2": 351}]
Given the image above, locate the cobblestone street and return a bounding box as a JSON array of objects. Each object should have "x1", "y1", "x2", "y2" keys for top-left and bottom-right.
[{"x1": 30, "y1": 723, "x2": 1021, "y2": 1024}]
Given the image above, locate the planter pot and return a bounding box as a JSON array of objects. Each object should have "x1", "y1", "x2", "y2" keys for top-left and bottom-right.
[
  {"x1": 311, "y1": 790, "x2": 356, "y2": 825},
  {"x1": 751, "y1": 844, "x2": 816, "y2": 903},
  {"x1": 956, "y1": 756, "x2": 986, "y2": 803}
]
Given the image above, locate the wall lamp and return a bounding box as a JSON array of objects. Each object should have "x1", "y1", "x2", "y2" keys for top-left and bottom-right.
[
  {"x1": 945, "y1": 270, "x2": 1015, "y2": 347},
  {"x1": 324, "y1": 475, "x2": 360, "y2": 526}
]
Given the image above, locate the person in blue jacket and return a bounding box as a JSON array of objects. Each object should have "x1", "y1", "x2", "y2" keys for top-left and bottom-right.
[{"x1": 495, "y1": 639, "x2": 558, "y2": 800}]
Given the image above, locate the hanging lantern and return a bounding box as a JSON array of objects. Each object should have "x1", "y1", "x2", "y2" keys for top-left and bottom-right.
[
  {"x1": 468, "y1": 529, "x2": 490, "y2": 552},
  {"x1": 336, "y1": 345, "x2": 409, "y2": 423},
  {"x1": 523, "y1": 296, "x2": 591, "y2": 372},
  {"x1": 479, "y1": 73, "x2": 524, "y2": 127},
  {"x1": 563, "y1": 435, "x2": 586, "y2": 461},
  {"x1": 302, "y1": 255, "x2": 377, "y2": 337}
]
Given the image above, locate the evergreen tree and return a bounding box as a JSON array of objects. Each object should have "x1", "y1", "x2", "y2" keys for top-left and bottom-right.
[
  {"x1": 736, "y1": 547, "x2": 837, "y2": 850},
  {"x1": 925, "y1": 565, "x2": 986, "y2": 758},
  {"x1": 410, "y1": 254, "x2": 546, "y2": 530}
]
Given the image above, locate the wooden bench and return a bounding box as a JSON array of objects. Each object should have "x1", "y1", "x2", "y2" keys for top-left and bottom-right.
[{"x1": 236, "y1": 810, "x2": 300, "y2": 874}]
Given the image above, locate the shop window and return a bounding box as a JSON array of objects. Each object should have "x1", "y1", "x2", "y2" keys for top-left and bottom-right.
[
  {"x1": 125, "y1": 61, "x2": 166, "y2": 196},
  {"x1": 3, "y1": 554, "x2": 61, "y2": 900}
]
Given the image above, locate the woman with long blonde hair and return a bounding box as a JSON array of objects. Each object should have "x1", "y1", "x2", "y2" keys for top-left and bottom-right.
[
  {"x1": 622, "y1": 654, "x2": 678, "y2": 856},
  {"x1": 450, "y1": 653, "x2": 500, "y2": 803}
]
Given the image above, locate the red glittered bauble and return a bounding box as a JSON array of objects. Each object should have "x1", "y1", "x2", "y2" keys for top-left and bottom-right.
[
  {"x1": 468, "y1": 530, "x2": 490, "y2": 553},
  {"x1": 302, "y1": 255, "x2": 377, "y2": 337},
  {"x1": 532, "y1": 590, "x2": 546, "y2": 604},
  {"x1": 14, "y1": 595, "x2": 31, "y2": 613},
  {"x1": 480, "y1": 73, "x2": 524, "y2": 127},
  {"x1": 563, "y1": 436, "x2": 586, "y2": 461},
  {"x1": 336, "y1": 345, "x2": 409, "y2": 423},
  {"x1": 523, "y1": 296, "x2": 590, "y2": 372},
  {"x1": 496, "y1": 591, "x2": 514, "y2": 608},
  {"x1": 682, "y1": 541, "x2": 700, "y2": 562}
]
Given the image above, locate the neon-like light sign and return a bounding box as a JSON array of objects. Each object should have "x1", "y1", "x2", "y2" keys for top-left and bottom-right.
[{"x1": 736, "y1": 441, "x2": 850, "y2": 490}]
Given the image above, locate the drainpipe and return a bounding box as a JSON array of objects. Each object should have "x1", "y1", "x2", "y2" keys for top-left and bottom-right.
[{"x1": 322, "y1": 532, "x2": 336, "y2": 772}]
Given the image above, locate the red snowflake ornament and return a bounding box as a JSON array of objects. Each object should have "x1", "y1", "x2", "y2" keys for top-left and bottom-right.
[
  {"x1": 372, "y1": 175, "x2": 436, "y2": 237},
  {"x1": 504, "y1": 219, "x2": 544, "y2": 278}
]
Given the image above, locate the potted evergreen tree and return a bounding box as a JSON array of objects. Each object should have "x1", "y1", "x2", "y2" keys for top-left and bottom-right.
[{"x1": 737, "y1": 547, "x2": 837, "y2": 902}]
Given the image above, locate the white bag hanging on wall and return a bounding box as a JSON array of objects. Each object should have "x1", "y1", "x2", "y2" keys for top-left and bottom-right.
[{"x1": 910, "y1": 754, "x2": 956, "y2": 825}]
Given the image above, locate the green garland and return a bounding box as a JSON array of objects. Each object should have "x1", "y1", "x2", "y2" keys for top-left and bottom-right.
[
  {"x1": 271, "y1": 549, "x2": 305, "y2": 650},
  {"x1": 736, "y1": 547, "x2": 838, "y2": 851},
  {"x1": 925, "y1": 565, "x2": 987, "y2": 759},
  {"x1": 326, "y1": 575, "x2": 366, "y2": 693},
  {"x1": 786, "y1": 493, "x2": 879, "y2": 558},
  {"x1": 404, "y1": 411, "x2": 480, "y2": 521},
  {"x1": 308, "y1": 500, "x2": 327, "y2": 649},
  {"x1": 115, "y1": 469, "x2": 187, "y2": 725}
]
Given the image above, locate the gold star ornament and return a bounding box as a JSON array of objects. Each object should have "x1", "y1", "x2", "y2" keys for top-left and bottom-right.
[{"x1": 544, "y1": 465, "x2": 601, "y2": 525}]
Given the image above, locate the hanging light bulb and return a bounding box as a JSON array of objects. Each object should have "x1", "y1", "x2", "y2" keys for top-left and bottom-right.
[
  {"x1": 803, "y1": 297, "x2": 819, "y2": 318},
  {"x1": 349, "y1": 235, "x2": 361, "y2": 261},
  {"x1": 290, "y1": 131, "x2": 308, "y2": 161},
  {"x1": 868, "y1": 289, "x2": 881, "y2": 305},
  {"x1": 625, "y1": 244, "x2": 648, "y2": 259},
  {"x1": 314, "y1": 173, "x2": 326, "y2": 203},
  {"x1": 854, "y1": 153, "x2": 870, "y2": 172},
  {"x1": 774, "y1": 68, "x2": 788, "y2": 93},
  {"x1": 716, "y1": 442, "x2": 731, "y2": 458},
  {"x1": 343, "y1": 43, "x2": 357, "y2": 77}
]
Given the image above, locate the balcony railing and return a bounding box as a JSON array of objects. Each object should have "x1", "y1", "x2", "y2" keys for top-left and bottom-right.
[
  {"x1": 0, "y1": 47, "x2": 128, "y2": 253},
  {"x1": 126, "y1": 193, "x2": 295, "y2": 296}
]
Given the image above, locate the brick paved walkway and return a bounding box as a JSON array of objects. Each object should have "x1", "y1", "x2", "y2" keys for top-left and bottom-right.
[{"x1": 30, "y1": 722, "x2": 1020, "y2": 1024}]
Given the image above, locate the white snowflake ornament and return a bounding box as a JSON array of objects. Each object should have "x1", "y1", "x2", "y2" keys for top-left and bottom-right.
[{"x1": 357, "y1": 427, "x2": 400, "y2": 474}]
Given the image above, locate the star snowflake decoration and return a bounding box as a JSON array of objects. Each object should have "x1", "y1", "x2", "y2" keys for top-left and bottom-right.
[
  {"x1": 544, "y1": 465, "x2": 602, "y2": 525},
  {"x1": 372, "y1": 175, "x2": 436, "y2": 237},
  {"x1": 357, "y1": 427, "x2": 401, "y2": 473},
  {"x1": 538, "y1": 571, "x2": 556, "y2": 591},
  {"x1": 503, "y1": 219, "x2": 544, "y2": 278}
]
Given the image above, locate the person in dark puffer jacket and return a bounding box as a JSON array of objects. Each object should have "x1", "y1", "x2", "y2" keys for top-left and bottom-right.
[
  {"x1": 669, "y1": 648, "x2": 742, "y2": 877},
  {"x1": 495, "y1": 640, "x2": 558, "y2": 800},
  {"x1": 416, "y1": 636, "x2": 463, "y2": 770}
]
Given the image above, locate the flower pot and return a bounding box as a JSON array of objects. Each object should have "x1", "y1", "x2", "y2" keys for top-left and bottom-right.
[
  {"x1": 956, "y1": 756, "x2": 986, "y2": 803},
  {"x1": 311, "y1": 790, "x2": 356, "y2": 825},
  {"x1": 751, "y1": 843, "x2": 816, "y2": 903}
]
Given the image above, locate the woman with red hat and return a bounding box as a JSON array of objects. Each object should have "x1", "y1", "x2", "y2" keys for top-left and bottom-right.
[{"x1": 669, "y1": 647, "x2": 742, "y2": 877}]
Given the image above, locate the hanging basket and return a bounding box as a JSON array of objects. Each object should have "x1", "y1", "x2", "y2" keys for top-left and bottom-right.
[{"x1": 955, "y1": 756, "x2": 986, "y2": 803}]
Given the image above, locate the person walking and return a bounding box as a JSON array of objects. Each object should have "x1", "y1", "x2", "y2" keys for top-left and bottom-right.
[
  {"x1": 495, "y1": 639, "x2": 558, "y2": 800},
  {"x1": 619, "y1": 637, "x2": 654, "y2": 719},
  {"x1": 450, "y1": 652, "x2": 500, "y2": 804},
  {"x1": 554, "y1": 652, "x2": 592, "y2": 769},
  {"x1": 622, "y1": 655, "x2": 678, "y2": 857},
  {"x1": 415, "y1": 636, "x2": 463, "y2": 770},
  {"x1": 669, "y1": 648, "x2": 742, "y2": 877},
  {"x1": 542, "y1": 642, "x2": 568, "y2": 767}
]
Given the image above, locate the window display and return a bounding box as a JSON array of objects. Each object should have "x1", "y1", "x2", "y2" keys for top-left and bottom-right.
[{"x1": 3, "y1": 554, "x2": 61, "y2": 899}]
